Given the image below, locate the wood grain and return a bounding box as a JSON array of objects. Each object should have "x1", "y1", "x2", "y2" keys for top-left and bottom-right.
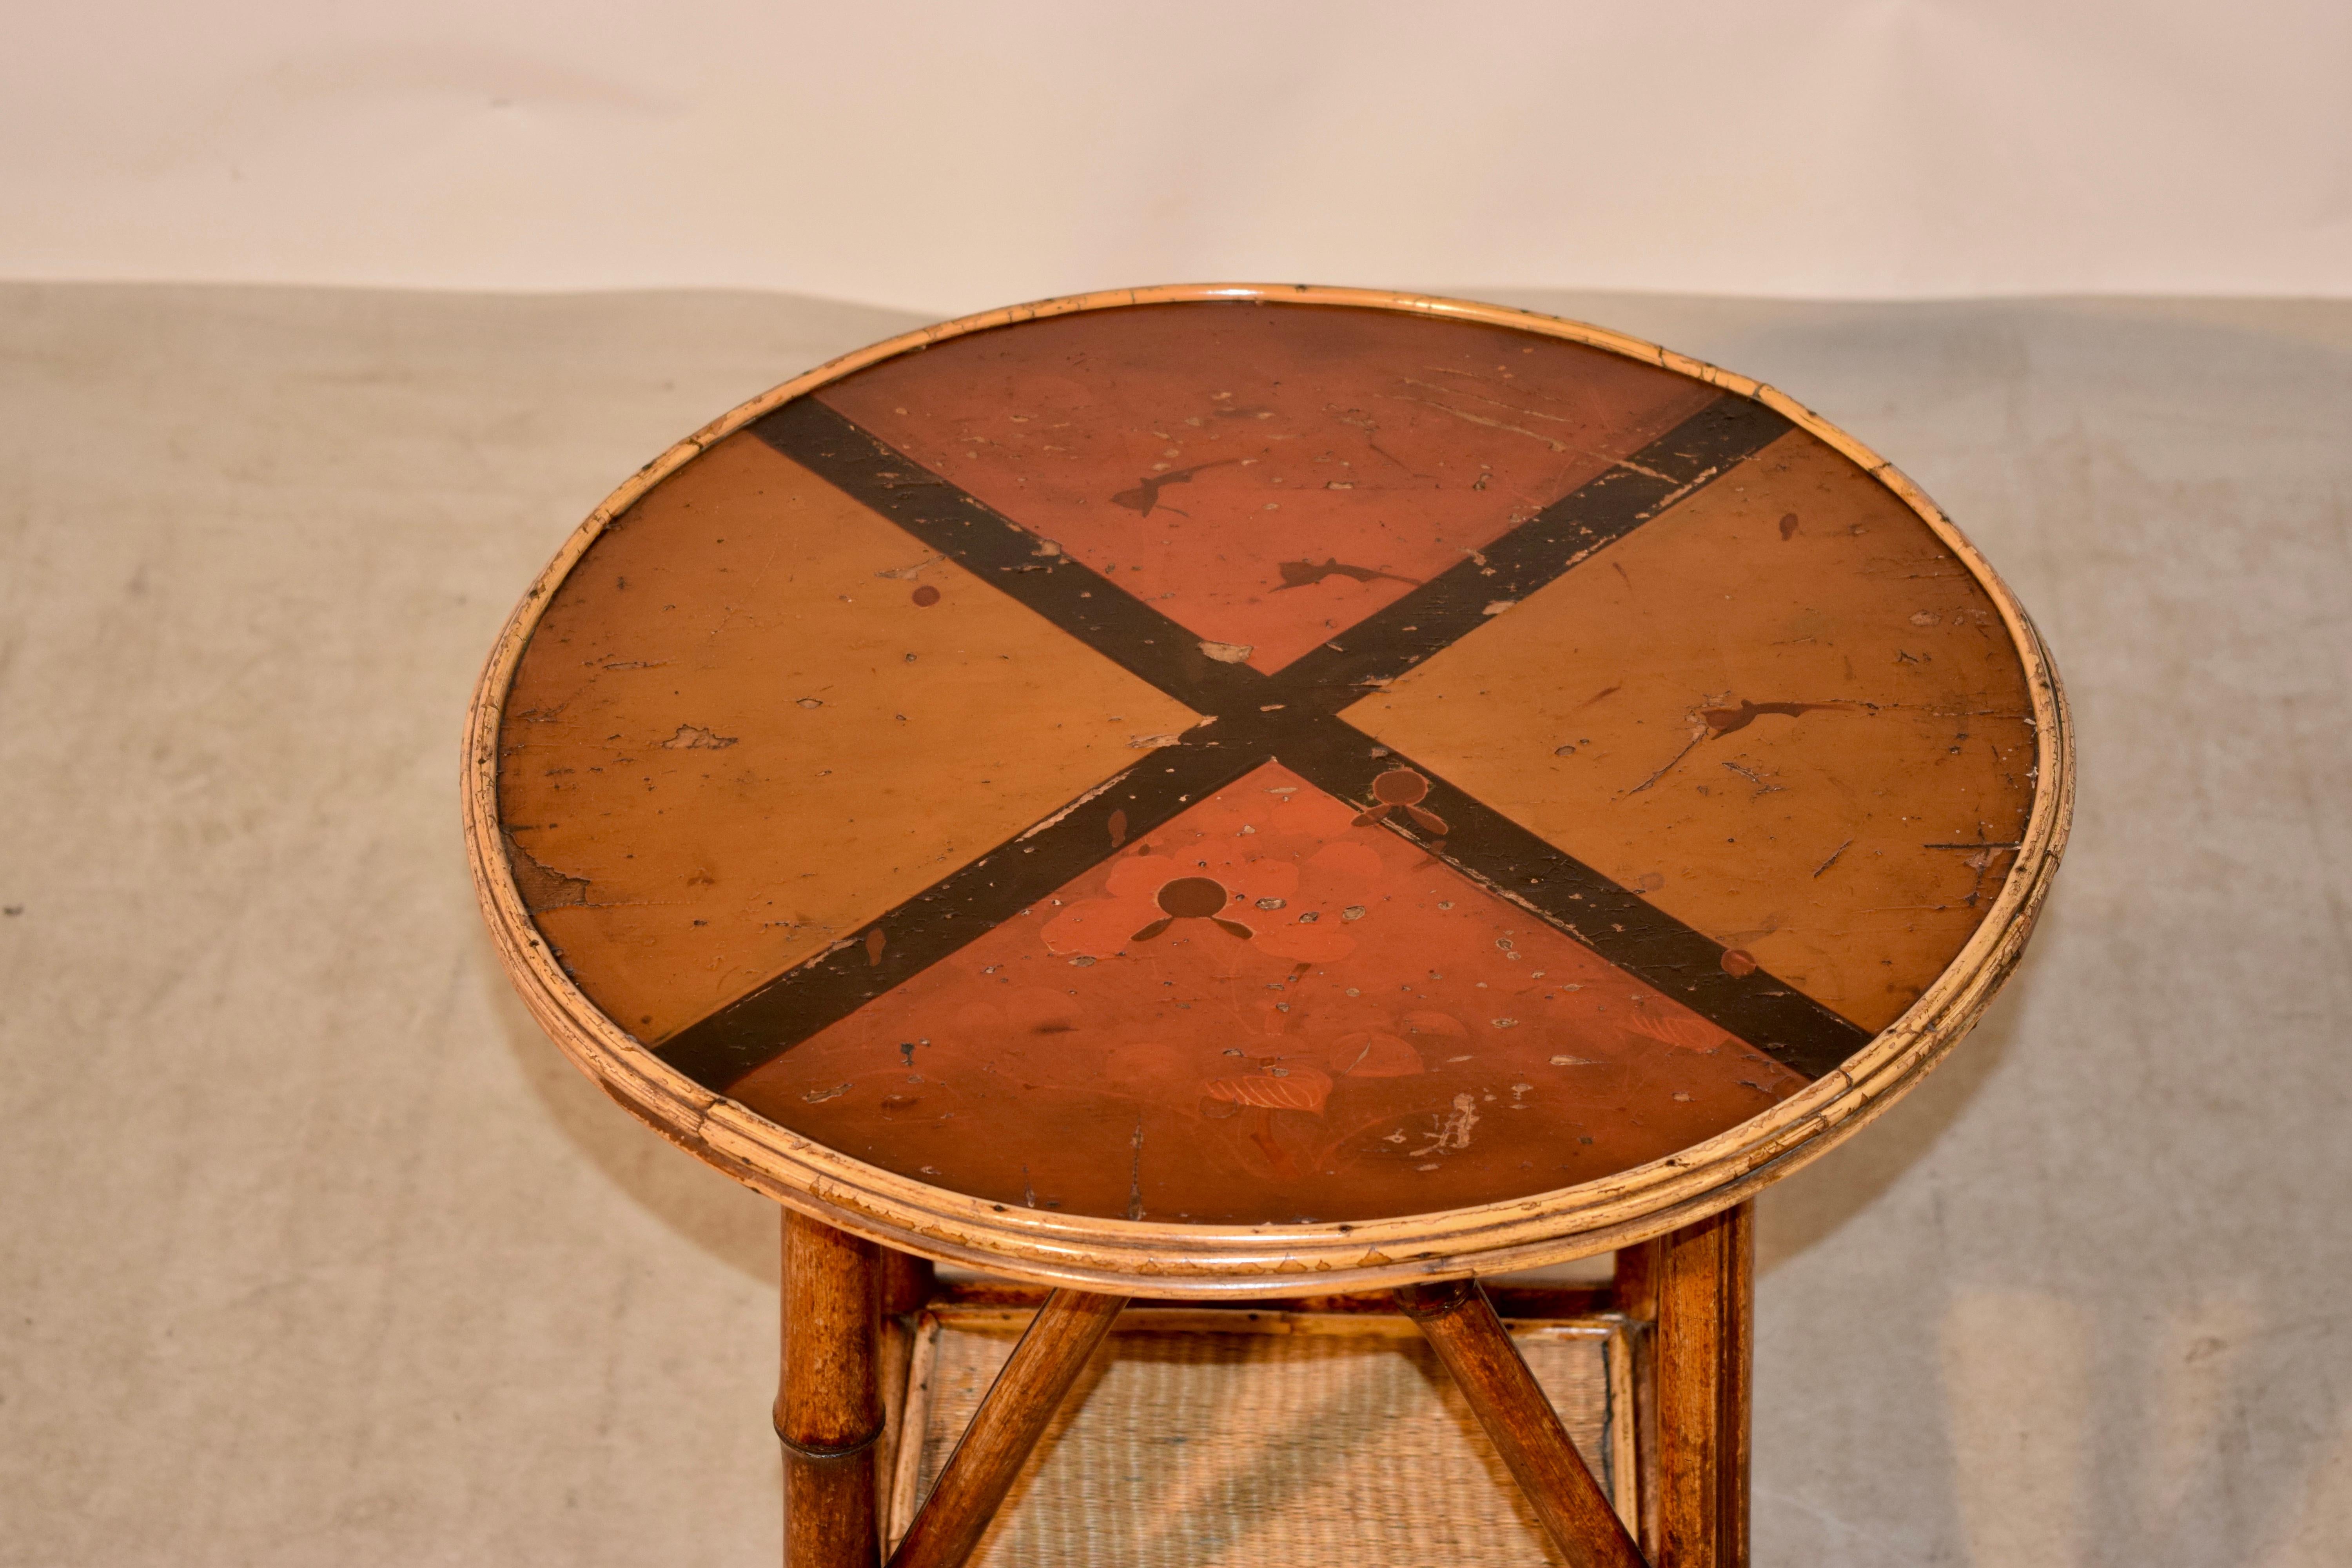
[
  {"x1": 1613, "y1": 1241, "x2": 1661, "y2": 1321},
  {"x1": 886, "y1": 1289, "x2": 1126, "y2": 1568},
  {"x1": 1657, "y1": 1202, "x2": 1753, "y2": 1568},
  {"x1": 1614, "y1": 1236, "x2": 1663, "y2": 1551},
  {"x1": 882, "y1": 1249, "x2": 937, "y2": 1316},
  {"x1": 1398, "y1": 1277, "x2": 1646, "y2": 1568},
  {"x1": 780, "y1": 1211, "x2": 884, "y2": 1568},
  {"x1": 874, "y1": 1248, "x2": 937, "y2": 1526}
]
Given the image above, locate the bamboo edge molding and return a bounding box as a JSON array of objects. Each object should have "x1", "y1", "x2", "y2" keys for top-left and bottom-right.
[{"x1": 461, "y1": 282, "x2": 2075, "y2": 1296}]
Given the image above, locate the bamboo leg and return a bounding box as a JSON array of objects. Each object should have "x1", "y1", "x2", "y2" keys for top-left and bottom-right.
[
  {"x1": 1398, "y1": 1278, "x2": 1647, "y2": 1568},
  {"x1": 1613, "y1": 1239, "x2": 1661, "y2": 1320},
  {"x1": 1656, "y1": 1201, "x2": 1753, "y2": 1568},
  {"x1": 873, "y1": 1250, "x2": 937, "y2": 1529},
  {"x1": 1613, "y1": 1239, "x2": 1664, "y2": 1558},
  {"x1": 880, "y1": 1249, "x2": 938, "y2": 1317},
  {"x1": 886, "y1": 1289, "x2": 1125, "y2": 1568},
  {"x1": 779, "y1": 1210, "x2": 884, "y2": 1568}
]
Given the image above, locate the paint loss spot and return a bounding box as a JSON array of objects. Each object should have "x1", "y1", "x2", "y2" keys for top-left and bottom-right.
[
  {"x1": 1275, "y1": 558, "x2": 1419, "y2": 591},
  {"x1": 1699, "y1": 699, "x2": 1849, "y2": 738},
  {"x1": 504, "y1": 834, "x2": 590, "y2": 908}
]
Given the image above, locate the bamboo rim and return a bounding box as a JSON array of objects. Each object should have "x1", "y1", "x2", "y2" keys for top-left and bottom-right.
[{"x1": 461, "y1": 283, "x2": 2074, "y2": 1298}]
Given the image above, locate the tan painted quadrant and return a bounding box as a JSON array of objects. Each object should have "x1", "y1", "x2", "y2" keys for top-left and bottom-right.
[
  {"x1": 1343, "y1": 429, "x2": 2037, "y2": 1032},
  {"x1": 499, "y1": 432, "x2": 1199, "y2": 1041}
]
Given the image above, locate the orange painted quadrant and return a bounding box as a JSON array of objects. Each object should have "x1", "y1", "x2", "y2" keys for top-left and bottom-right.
[
  {"x1": 731, "y1": 761, "x2": 1803, "y2": 1224},
  {"x1": 816, "y1": 303, "x2": 1719, "y2": 673}
]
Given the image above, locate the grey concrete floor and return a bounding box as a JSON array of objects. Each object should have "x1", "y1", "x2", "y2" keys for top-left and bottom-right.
[{"x1": 1, "y1": 283, "x2": 2345, "y2": 1566}]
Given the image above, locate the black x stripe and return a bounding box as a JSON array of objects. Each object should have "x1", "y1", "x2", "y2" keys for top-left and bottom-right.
[{"x1": 650, "y1": 392, "x2": 1870, "y2": 1089}]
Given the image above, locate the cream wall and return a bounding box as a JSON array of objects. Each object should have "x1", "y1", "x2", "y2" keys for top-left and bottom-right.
[{"x1": 6, "y1": 2, "x2": 2348, "y2": 311}]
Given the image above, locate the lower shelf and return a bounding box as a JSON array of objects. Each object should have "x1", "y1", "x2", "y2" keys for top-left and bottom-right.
[{"x1": 886, "y1": 1302, "x2": 1639, "y2": 1568}]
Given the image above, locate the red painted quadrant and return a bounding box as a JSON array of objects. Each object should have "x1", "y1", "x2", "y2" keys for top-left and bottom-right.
[
  {"x1": 731, "y1": 762, "x2": 1803, "y2": 1224},
  {"x1": 817, "y1": 303, "x2": 1718, "y2": 673}
]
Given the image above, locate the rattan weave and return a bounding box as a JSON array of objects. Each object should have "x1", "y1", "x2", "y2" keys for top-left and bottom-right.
[{"x1": 892, "y1": 1311, "x2": 1632, "y2": 1567}]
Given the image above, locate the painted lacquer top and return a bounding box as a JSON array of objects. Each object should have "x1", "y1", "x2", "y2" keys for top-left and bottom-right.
[{"x1": 473, "y1": 288, "x2": 2066, "y2": 1276}]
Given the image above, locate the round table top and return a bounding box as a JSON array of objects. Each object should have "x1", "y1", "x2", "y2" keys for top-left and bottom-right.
[{"x1": 465, "y1": 285, "x2": 2070, "y2": 1294}]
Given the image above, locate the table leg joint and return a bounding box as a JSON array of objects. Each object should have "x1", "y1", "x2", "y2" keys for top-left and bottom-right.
[{"x1": 777, "y1": 1424, "x2": 888, "y2": 1464}]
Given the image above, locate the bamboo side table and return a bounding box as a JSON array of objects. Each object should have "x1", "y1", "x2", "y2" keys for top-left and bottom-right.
[{"x1": 465, "y1": 285, "x2": 2070, "y2": 1567}]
